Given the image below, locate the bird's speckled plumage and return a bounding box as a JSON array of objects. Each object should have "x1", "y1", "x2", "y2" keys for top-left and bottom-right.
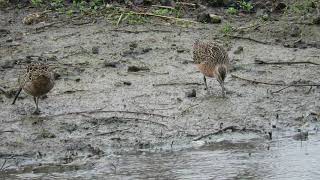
[
  {"x1": 193, "y1": 40, "x2": 229, "y2": 67},
  {"x1": 21, "y1": 63, "x2": 54, "y2": 97},
  {"x1": 193, "y1": 40, "x2": 230, "y2": 96},
  {"x1": 12, "y1": 63, "x2": 54, "y2": 114}
]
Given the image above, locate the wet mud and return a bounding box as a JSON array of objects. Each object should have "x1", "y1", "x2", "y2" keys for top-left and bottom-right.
[{"x1": 0, "y1": 5, "x2": 320, "y2": 179}]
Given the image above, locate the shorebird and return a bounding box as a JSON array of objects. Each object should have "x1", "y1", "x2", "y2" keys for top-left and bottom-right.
[
  {"x1": 193, "y1": 40, "x2": 230, "y2": 97},
  {"x1": 12, "y1": 63, "x2": 55, "y2": 114}
]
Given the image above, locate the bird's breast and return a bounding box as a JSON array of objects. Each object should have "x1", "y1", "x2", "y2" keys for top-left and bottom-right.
[
  {"x1": 196, "y1": 64, "x2": 214, "y2": 77},
  {"x1": 23, "y1": 77, "x2": 54, "y2": 97}
]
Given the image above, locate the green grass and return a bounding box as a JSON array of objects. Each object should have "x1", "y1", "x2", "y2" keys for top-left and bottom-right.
[
  {"x1": 31, "y1": 0, "x2": 43, "y2": 6},
  {"x1": 226, "y1": 7, "x2": 238, "y2": 15},
  {"x1": 239, "y1": 1, "x2": 253, "y2": 12},
  {"x1": 121, "y1": 12, "x2": 148, "y2": 25},
  {"x1": 285, "y1": 0, "x2": 316, "y2": 15},
  {"x1": 152, "y1": 7, "x2": 183, "y2": 18},
  {"x1": 220, "y1": 23, "x2": 234, "y2": 35}
]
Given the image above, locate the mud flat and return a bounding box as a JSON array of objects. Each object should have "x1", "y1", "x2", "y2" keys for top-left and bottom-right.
[{"x1": 0, "y1": 2, "x2": 319, "y2": 179}]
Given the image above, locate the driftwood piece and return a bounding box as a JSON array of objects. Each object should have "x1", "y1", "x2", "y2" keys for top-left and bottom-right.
[
  {"x1": 193, "y1": 126, "x2": 264, "y2": 141},
  {"x1": 153, "y1": 82, "x2": 202, "y2": 86},
  {"x1": 226, "y1": 35, "x2": 271, "y2": 45},
  {"x1": 231, "y1": 74, "x2": 320, "y2": 87},
  {"x1": 45, "y1": 109, "x2": 172, "y2": 119},
  {"x1": 254, "y1": 58, "x2": 319, "y2": 65}
]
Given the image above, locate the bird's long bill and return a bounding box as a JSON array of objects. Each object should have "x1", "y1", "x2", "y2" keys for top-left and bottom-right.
[
  {"x1": 12, "y1": 87, "x2": 22, "y2": 105},
  {"x1": 221, "y1": 82, "x2": 226, "y2": 97}
]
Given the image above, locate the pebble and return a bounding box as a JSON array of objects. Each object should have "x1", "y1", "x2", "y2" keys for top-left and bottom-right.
[
  {"x1": 123, "y1": 81, "x2": 132, "y2": 86},
  {"x1": 186, "y1": 89, "x2": 196, "y2": 98},
  {"x1": 92, "y1": 46, "x2": 99, "y2": 54},
  {"x1": 197, "y1": 13, "x2": 222, "y2": 24},
  {"x1": 289, "y1": 24, "x2": 301, "y2": 37},
  {"x1": 233, "y1": 46, "x2": 244, "y2": 54},
  {"x1": 104, "y1": 61, "x2": 120, "y2": 68},
  {"x1": 0, "y1": 59, "x2": 16, "y2": 69},
  {"x1": 274, "y1": 2, "x2": 286, "y2": 12},
  {"x1": 127, "y1": 65, "x2": 150, "y2": 72},
  {"x1": 313, "y1": 16, "x2": 320, "y2": 25}
]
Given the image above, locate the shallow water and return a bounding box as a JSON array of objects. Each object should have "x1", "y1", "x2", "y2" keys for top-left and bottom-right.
[{"x1": 3, "y1": 130, "x2": 319, "y2": 180}]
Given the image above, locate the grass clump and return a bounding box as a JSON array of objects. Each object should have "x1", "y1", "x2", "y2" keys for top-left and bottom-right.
[
  {"x1": 220, "y1": 23, "x2": 234, "y2": 35},
  {"x1": 239, "y1": 0, "x2": 253, "y2": 12},
  {"x1": 31, "y1": 0, "x2": 43, "y2": 7},
  {"x1": 226, "y1": 0, "x2": 254, "y2": 15},
  {"x1": 123, "y1": 12, "x2": 148, "y2": 25},
  {"x1": 152, "y1": 7, "x2": 184, "y2": 18},
  {"x1": 285, "y1": 0, "x2": 317, "y2": 15},
  {"x1": 226, "y1": 7, "x2": 238, "y2": 15}
]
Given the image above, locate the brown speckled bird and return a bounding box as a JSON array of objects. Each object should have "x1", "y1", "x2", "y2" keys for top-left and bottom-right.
[
  {"x1": 12, "y1": 63, "x2": 54, "y2": 114},
  {"x1": 193, "y1": 40, "x2": 230, "y2": 97}
]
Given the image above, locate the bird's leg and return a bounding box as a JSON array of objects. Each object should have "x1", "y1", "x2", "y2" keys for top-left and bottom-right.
[
  {"x1": 12, "y1": 87, "x2": 22, "y2": 105},
  {"x1": 33, "y1": 96, "x2": 40, "y2": 115},
  {"x1": 203, "y1": 75, "x2": 208, "y2": 91}
]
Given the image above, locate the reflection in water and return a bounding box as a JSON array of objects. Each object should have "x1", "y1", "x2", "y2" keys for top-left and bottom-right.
[{"x1": 4, "y1": 132, "x2": 320, "y2": 180}]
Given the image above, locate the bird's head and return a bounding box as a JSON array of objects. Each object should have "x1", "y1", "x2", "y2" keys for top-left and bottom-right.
[{"x1": 215, "y1": 65, "x2": 228, "y2": 96}]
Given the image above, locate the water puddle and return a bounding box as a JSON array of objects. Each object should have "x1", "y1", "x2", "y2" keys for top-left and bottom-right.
[{"x1": 2, "y1": 129, "x2": 320, "y2": 180}]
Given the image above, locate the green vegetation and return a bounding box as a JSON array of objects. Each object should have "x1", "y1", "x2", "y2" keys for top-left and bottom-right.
[
  {"x1": 220, "y1": 23, "x2": 234, "y2": 35},
  {"x1": 239, "y1": 0, "x2": 253, "y2": 12},
  {"x1": 29, "y1": 0, "x2": 106, "y2": 14},
  {"x1": 226, "y1": 7, "x2": 238, "y2": 15},
  {"x1": 226, "y1": 0, "x2": 253, "y2": 15},
  {"x1": 0, "y1": 0, "x2": 8, "y2": 8},
  {"x1": 153, "y1": 7, "x2": 183, "y2": 18},
  {"x1": 50, "y1": 0, "x2": 64, "y2": 8},
  {"x1": 285, "y1": 0, "x2": 317, "y2": 15},
  {"x1": 3, "y1": 0, "x2": 195, "y2": 26},
  {"x1": 31, "y1": 0, "x2": 43, "y2": 6},
  {"x1": 122, "y1": 12, "x2": 148, "y2": 25}
]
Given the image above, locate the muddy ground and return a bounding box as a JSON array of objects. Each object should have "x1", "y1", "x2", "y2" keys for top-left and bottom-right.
[{"x1": 0, "y1": 2, "x2": 320, "y2": 178}]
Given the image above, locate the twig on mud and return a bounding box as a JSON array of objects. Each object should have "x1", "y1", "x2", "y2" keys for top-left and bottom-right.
[
  {"x1": 110, "y1": 29, "x2": 173, "y2": 33},
  {"x1": 306, "y1": 86, "x2": 313, "y2": 94},
  {"x1": 254, "y1": 58, "x2": 320, "y2": 65},
  {"x1": 0, "y1": 159, "x2": 7, "y2": 171},
  {"x1": 179, "y1": 103, "x2": 200, "y2": 116},
  {"x1": 193, "y1": 126, "x2": 238, "y2": 141},
  {"x1": 270, "y1": 86, "x2": 292, "y2": 94},
  {"x1": 0, "y1": 130, "x2": 15, "y2": 135},
  {"x1": 45, "y1": 110, "x2": 172, "y2": 119},
  {"x1": 95, "y1": 128, "x2": 130, "y2": 136},
  {"x1": 293, "y1": 37, "x2": 303, "y2": 44},
  {"x1": 116, "y1": 13, "x2": 124, "y2": 26},
  {"x1": 151, "y1": 5, "x2": 176, "y2": 10},
  {"x1": 122, "y1": 117, "x2": 169, "y2": 128},
  {"x1": 72, "y1": 19, "x2": 95, "y2": 26},
  {"x1": 53, "y1": 32, "x2": 79, "y2": 41},
  {"x1": 34, "y1": 21, "x2": 62, "y2": 32},
  {"x1": 237, "y1": 24, "x2": 261, "y2": 31},
  {"x1": 310, "y1": 111, "x2": 320, "y2": 116},
  {"x1": 193, "y1": 126, "x2": 264, "y2": 141},
  {"x1": 226, "y1": 34, "x2": 271, "y2": 45},
  {"x1": 94, "y1": 116, "x2": 169, "y2": 129},
  {"x1": 231, "y1": 74, "x2": 320, "y2": 87},
  {"x1": 271, "y1": 84, "x2": 316, "y2": 94},
  {"x1": 110, "y1": 163, "x2": 117, "y2": 174},
  {"x1": 153, "y1": 82, "x2": 202, "y2": 86},
  {"x1": 175, "y1": 2, "x2": 197, "y2": 7},
  {"x1": 0, "y1": 87, "x2": 7, "y2": 95},
  {"x1": 132, "y1": 12, "x2": 198, "y2": 24}
]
